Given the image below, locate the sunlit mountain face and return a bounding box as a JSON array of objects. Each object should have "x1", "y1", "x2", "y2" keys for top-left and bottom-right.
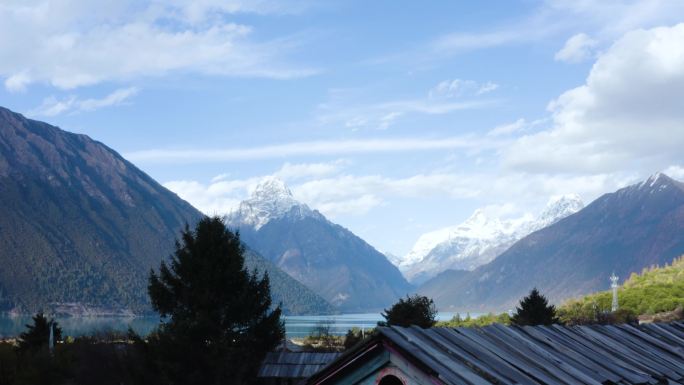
[
  {"x1": 399, "y1": 194, "x2": 584, "y2": 284},
  {"x1": 226, "y1": 177, "x2": 411, "y2": 312}
]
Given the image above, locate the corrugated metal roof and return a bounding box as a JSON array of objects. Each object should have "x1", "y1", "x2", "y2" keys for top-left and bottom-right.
[
  {"x1": 258, "y1": 352, "x2": 342, "y2": 379},
  {"x1": 374, "y1": 322, "x2": 684, "y2": 385}
]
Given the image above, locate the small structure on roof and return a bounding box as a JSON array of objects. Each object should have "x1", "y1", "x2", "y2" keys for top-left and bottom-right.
[
  {"x1": 258, "y1": 351, "x2": 341, "y2": 385},
  {"x1": 307, "y1": 322, "x2": 684, "y2": 385}
]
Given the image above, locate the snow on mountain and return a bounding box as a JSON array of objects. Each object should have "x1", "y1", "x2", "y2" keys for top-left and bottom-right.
[
  {"x1": 401, "y1": 194, "x2": 584, "y2": 284},
  {"x1": 521, "y1": 194, "x2": 585, "y2": 234},
  {"x1": 225, "y1": 177, "x2": 319, "y2": 230},
  {"x1": 224, "y1": 176, "x2": 411, "y2": 311}
]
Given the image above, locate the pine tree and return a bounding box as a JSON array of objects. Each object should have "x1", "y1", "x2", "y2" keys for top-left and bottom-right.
[
  {"x1": 148, "y1": 216, "x2": 284, "y2": 385},
  {"x1": 17, "y1": 312, "x2": 62, "y2": 353},
  {"x1": 381, "y1": 294, "x2": 437, "y2": 328},
  {"x1": 511, "y1": 288, "x2": 559, "y2": 326}
]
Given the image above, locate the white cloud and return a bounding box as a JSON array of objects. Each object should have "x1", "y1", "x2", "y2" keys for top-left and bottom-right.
[
  {"x1": 544, "y1": 0, "x2": 684, "y2": 38},
  {"x1": 310, "y1": 194, "x2": 383, "y2": 218},
  {"x1": 160, "y1": 0, "x2": 312, "y2": 22},
  {"x1": 125, "y1": 136, "x2": 501, "y2": 163},
  {"x1": 428, "y1": 79, "x2": 499, "y2": 99},
  {"x1": 555, "y1": 33, "x2": 598, "y2": 63},
  {"x1": 477, "y1": 81, "x2": 499, "y2": 95},
  {"x1": 164, "y1": 176, "x2": 260, "y2": 215},
  {"x1": 0, "y1": 1, "x2": 316, "y2": 91},
  {"x1": 274, "y1": 160, "x2": 347, "y2": 180},
  {"x1": 163, "y1": 164, "x2": 639, "y2": 234},
  {"x1": 210, "y1": 173, "x2": 231, "y2": 183},
  {"x1": 429, "y1": 0, "x2": 684, "y2": 57},
  {"x1": 164, "y1": 170, "x2": 485, "y2": 219},
  {"x1": 503, "y1": 23, "x2": 684, "y2": 174},
  {"x1": 378, "y1": 112, "x2": 403, "y2": 130},
  {"x1": 432, "y1": 30, "x2": 526, "y2": 53},
  {"x1": 29, "y1": 87, "x2": 139, "y2": 116},
  {"x1": 663, "y1": 165, "x2": 684, "y2": 180},
  {"x1": 317, "y1": 83, "x2": 495, "y2": 131},
  {"x1": 488, "y1": 118, "x2": 527, "y2": 137},
  {"x1": 327, "y1": 99, "x2": 491, "y2": 131},
  {"x1": 4, "y1": 71, "x2": 31, "y2": 92}
]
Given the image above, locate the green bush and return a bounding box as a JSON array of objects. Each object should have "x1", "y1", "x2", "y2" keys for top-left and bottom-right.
[{"x1": 437, "y1": 312, "x2": 511, "y2": 328}]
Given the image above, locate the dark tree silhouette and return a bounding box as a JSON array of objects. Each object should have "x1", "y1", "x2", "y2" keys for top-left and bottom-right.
[
  {"x1": 17, "y1": 312, "x2": 62, "y2": 353},
  {"x1": 511, "y1": 288, "x2": 559, "y2": 326},
  {"x1": 381, "y1": 294, "x2": 437, "y2": 328},
  {"x1": 148, "y1": 216, "x2": 284, "y2": 385}
]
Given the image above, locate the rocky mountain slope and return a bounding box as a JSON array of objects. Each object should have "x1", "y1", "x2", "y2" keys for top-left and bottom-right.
[
  {"x1": 400, "y1": 195, "x2": 584, "y2": 284},
  {"x1": 226, "y1": 177, "x2": 412, "y2": 312},
  {"x1": 0, "y1": 106, "x2": 330, "y2": 315},
  {"x1": 419, "y1": 173, "x2": 684, "y2": 311}
]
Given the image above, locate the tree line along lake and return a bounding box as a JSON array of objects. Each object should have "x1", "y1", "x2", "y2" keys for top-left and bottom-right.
[{"x1": 0, "y1": 312, "x2": 477, "y2": 339}]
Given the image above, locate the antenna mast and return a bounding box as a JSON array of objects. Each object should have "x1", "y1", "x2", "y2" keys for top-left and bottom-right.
[{"x1": 610, "y1": 273, "x2": 619, "y2": 312}]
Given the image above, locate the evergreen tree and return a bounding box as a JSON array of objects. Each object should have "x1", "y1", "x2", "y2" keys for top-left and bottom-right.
[
  {"x1": 511, "y1": 288, "x2": 559, "y2": 326},
  {"x1": 148, "y1": 216, "x2": 284, "y2": 385},
  {"x1": 381, "y1": 294, "x2": 437, "y2": 328},
  {"x1": 17, "y1": 313, "x2": 62, "y2": 353}
]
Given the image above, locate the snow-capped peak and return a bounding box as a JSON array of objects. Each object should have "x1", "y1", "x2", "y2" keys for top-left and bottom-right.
[
  {"x1": 400, "y1": 209, "x2": 518, "y2": 269},
  {"x1": 399, "y1": 194, "x2": 584, "y2": 284},
  {"x1": 532, "y1": 194, "x2": 584, "y2": 231},
  {"x1": 645, "y1": 172, "x2": 665, "y2": 187},
  {"x1": 226, "y1": 177, "x2": 315, "y2": 230},
  {"x1": 251, "y1": 177, "x2": 294, "y2": 202},
  {"x1": 637, "y1": 172, "x2": 677, "y2": 190}
]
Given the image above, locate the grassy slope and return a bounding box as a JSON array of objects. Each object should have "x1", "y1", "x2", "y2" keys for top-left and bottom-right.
[{"x1": 559, "y1": 255, "x2": 684, "y2": 316}]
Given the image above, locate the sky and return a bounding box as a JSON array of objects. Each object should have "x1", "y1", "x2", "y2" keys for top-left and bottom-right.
[{"x1": 1, "y1": 0, "x2": 684, "y2": 256}]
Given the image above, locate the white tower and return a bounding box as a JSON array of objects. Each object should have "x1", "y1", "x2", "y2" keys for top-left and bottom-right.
[
  {"x1": 610, "y1": 273, "x2": 619, "y2": 312},
  {"x1": 48, "y1": 322, "x2": 54, "y2": 354}
]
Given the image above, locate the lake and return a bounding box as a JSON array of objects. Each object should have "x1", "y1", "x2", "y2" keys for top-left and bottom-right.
[{"x1": 0, "y1": 312, "x2": 475, "y2": 339}]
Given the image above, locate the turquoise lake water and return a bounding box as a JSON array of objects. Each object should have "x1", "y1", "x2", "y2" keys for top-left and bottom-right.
[{"x1": 0, "y1": 312, "x2": 476, "y2": 339}]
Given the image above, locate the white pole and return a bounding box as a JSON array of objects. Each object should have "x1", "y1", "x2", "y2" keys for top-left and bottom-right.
[{"x1": 610, "y1": 273, "x2": 619, "y2": 312}]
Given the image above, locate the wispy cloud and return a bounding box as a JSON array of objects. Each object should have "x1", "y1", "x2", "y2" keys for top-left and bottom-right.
[
  {"x1": 428, "y1": 79, "x2": 499, "y2": 99},
  {"x1": 370, "y1": 0, "x2": 684, "y2": 68},
  {"x1": 318, "y1": 88, "x2": 495, "y2": 131},
  {"x1": 0, "y1": 1, "x2": 317, "y2": 91},
  {"x1": 126, "y1": 136, "x2": 502, "y2": 163},
  {"x1": 554, "y1": 33, "x2": 598, "y2": 63},
  {"x1": 29, "y1": 87, "x2": 139, "y2": 116},
  {"x1": 274, "y1": 160, "x2": 348, "y2": 180}
]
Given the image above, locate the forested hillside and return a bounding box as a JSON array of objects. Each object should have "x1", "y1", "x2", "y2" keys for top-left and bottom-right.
[{"x1": 0, "y1": 106, "x2": 332, "y2": 315}]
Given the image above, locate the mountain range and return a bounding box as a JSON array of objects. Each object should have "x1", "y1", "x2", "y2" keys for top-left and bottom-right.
[
  {"x1": 225, "y1": 177, "x2": 412, "y2": 311},
  {"x1": 2, "y1": 105, "x2": 683, "y2": 316},
  {"x1": 419, "y1": 172, "x2": 684, "y2": 311},
  {"x1": 398, "y1": 194, "x2": 584, "y2": 284},
  {"x1": 0, "y1": 106, "x2": 331, "y2": 315}
]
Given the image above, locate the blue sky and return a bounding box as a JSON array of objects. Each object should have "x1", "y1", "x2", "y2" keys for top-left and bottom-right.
[{"x1": 2, "y1": 0, "x2": 684, "y2": 256}]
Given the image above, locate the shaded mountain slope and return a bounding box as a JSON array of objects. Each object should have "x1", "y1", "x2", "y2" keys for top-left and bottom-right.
[
  {"x1": 243, "y1": 249, "x2": 333, "y2": 315},
  {"x1": 0, "y1": 107, "x2": 331, "y2": 315}
]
